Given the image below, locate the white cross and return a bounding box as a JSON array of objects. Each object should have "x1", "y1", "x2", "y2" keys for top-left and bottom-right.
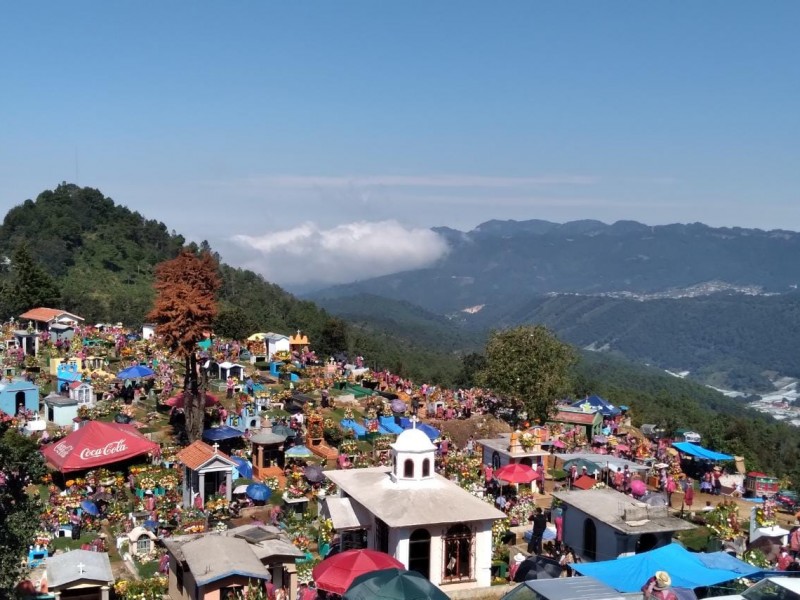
[
  {"x1": 77, "y1": 562, "x2": 85, "y2": 575},
  {"x1": 410, "y1": 416, "x2": 419, "y2": 429},
  {"x1": 212, "y1": 442, "x2": 219, "y2": 454}
]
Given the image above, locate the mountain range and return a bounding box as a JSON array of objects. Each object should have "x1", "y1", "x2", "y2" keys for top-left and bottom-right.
[{"x1": 312, "y1": 218, "x2": 800, "y2": 392}]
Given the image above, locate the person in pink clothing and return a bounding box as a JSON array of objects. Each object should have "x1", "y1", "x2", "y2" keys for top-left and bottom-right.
[
  {"x1": 554, "y1": 510, "x2": 564, "y2": 552},
  {"x1": 666, "y1": 477, "x2": 677, "y2": 508}
]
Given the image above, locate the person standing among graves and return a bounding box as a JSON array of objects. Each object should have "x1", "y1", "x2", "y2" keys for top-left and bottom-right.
[{"x1": 528, "y1": 507, "x2": 547, "y2": 554}]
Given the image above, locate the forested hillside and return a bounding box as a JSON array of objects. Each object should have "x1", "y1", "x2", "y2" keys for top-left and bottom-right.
[
  {"x1": 573, "y1": 352, "x2": 800, "y2": 480},
  {"x1": 0, "y1": 184, "x2": 461, "y2": 382},
  {"x1": 469, "y1": 292, "x2": 800, "y2": 391}
]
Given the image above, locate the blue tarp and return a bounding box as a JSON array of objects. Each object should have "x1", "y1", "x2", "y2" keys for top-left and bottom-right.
[
  {"x1": 340, "y1": 419, "x2": 367, "y2": 438},
  {"x1": 571, "y1": 544, "x2": 759, "y2": 593},
  {"x1": 672, "y1": 442, "x2": 733, "y2": 461},
  {"x1": 230, "y1": 456, "x2": 253, "y2": 479},
  {"x1": 397, "y1": 419, "x2": 440, "y2": 441},
  {"x1": 379, "y1": 417, "x2": 403, "y2": 434},
  {"x1": 202, "y1": 426, "x2": 244, "y2": 441},
  {"x1": 417, "y1": 423, "x2": 440, "y2": 441},
  {"x1": 571, "y1": 395, "x2": 621, "y2": 416}
]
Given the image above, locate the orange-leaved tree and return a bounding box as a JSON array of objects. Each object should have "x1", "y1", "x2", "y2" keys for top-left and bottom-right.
[{"x1": 148, "y1": 250, "x2": 220, "y2": 442}]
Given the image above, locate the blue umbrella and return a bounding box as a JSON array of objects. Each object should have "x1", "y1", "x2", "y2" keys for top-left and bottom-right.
[
  {"x1": 286, "y1": 445, "x2": 314, "y2": 458},
  {"x1": 117, "y1": 364, "x2": 155, "y2": 379},
  {"x1": 246, "y1": 483, "x2": 272, "y2": 502},
  {"x1": 230, "y1": 456, "x2": 253, "y2": 479},
  {"x1": 80, "y1": 499, "x2": 99, "y2": 516},
  {"x1": 202, "y1": 426, "x2": 244, "y2": 441}
]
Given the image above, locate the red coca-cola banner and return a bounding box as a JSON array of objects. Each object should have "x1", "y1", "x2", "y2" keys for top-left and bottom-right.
[{"x1": 42, "y1": 421, "x2": 158, "y2": 473}]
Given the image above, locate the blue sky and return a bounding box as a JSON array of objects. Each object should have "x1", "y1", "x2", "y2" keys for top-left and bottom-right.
[{"x1": 1, "y1": 2, "x2": 798, "y2": 285}]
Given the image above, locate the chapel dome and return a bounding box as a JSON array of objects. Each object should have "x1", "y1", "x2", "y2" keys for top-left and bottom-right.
[{"x1": 391, "y1": 427, "x2": 436, "y2": 453}]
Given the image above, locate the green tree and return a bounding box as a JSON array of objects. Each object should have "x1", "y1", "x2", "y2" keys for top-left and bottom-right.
[
  {"x1": 0, "y1": 429, "x2": 47, "y2": 596},
  {"x1": 2, "y1": 242, "x2": 61, "y2": 316},
  {"x1": 214, "y1": 306, "x2": 257, "y2": 341},
  {"x1": 477, "y1": 325, "x2": 576, "y2": 424}
]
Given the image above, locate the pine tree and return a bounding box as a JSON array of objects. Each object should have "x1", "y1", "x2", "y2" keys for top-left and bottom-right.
[
  {"x1": 147, "y1": 251, "x2": 220, "y2": 442},
  {"x1": 2, "y1": 243, "x2": 61, "y2": 316}
]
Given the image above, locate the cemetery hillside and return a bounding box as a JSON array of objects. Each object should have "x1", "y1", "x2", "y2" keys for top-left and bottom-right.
[
  {"x1": 2, "y1": 184, "x2": 800, "y2": 480},
  {"x1": 4, "y1": 183, "x2": 800, "y2": 600}
]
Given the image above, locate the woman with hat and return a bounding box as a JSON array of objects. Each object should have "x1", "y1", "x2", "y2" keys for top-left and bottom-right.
[
  {"x1": 508, "y1": 552, "x2": 526, "y2": 581},
  {"x1": 641, "y1": 571, "x2": 677, "y2": 600}
]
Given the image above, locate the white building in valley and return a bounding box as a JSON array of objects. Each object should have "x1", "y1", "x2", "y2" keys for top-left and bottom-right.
[{"x1": 323, "y1": 421, "x2": 504, "y2": 590}]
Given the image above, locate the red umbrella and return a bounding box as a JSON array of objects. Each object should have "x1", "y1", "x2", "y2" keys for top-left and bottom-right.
[
  {"x1": 41, "y1": 421, "x2": 158, "y2": 473},
  {"x1": 164, "y1": 392, "x2": 219, "y2": 409},
  {"x1": 312, "y1": 549, "x2": 404, "y2": 594},
  {"x1": 495, "y1": 463, "x2": 537, "y2": 484}
]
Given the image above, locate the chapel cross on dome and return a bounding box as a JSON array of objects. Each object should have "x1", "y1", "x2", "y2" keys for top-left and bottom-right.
[
  {"x1": 212, "y1": 442, "x2": 220, "y2": 454},
  {"x1": 77, "y1": 562, "x2": 85, "y2": 575},
  {"x1": 410, "y1": 415, "x2": 419, "y2": 429}
]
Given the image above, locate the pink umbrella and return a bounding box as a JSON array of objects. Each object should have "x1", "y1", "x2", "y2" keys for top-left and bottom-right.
[
  {"x1": 616, "y1": 444, "x2": 630, "y2": 452},
  {"x1": 630, "y1": 479, "x2": 647, "y2": 496},
  {"x1": 553, "y1": 439, "x2": 566, "y2": 448}
]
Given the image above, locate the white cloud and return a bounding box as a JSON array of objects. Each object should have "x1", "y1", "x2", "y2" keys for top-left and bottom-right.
[{"x1": 231, "y1": 220, "x2": 449, "y2": 286}]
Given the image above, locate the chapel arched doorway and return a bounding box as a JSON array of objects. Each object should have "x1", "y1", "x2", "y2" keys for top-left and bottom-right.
[{"x1": 408, "y1": 528, "x2": 431, "y2": 579}]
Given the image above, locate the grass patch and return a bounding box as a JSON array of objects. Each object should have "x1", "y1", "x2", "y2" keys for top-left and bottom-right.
[
  {"x1": 51, "y1": 531, "x2": 97, "y2": 552},
  {"x1": 136, "y1": 559, "x2": 161, "y2": 579},
  {"x1": 676, "y1": 525, "x2": 711, "y2": 552}
]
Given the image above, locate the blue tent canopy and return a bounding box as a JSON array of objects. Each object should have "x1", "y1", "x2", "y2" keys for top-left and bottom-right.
[
  {"x1": 230, "y1": 456, "x2": 253, "y2": 479},
  {"x1": 571, "y1": 544, "x2": 759, "y2": 592},
  {"x1": 571, "y1": 395, "x2": 621, "y2": 416},
  {"x1": 672, "y1": 442, "x2": 733, "y2": 461},
  {"x1": 202, "y1": 426, "x2": 244, "y2": 441},
  {"x1": 117, "y1": 364, "x2": 155, "y2": 379}
]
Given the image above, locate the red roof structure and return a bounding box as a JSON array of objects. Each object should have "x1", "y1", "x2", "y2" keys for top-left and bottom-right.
[
  {"x1": 177, "y1": 440, "x2": 232, "y2": 470},
  {"x1": 572, "y1": 475, "x2": 597, "y2": 490},
  {"x1": 552, "y1": 410, "x2": 598, "y2": 425},
  {"x1": 19, "y1": 307, "x2": 84, "y2": 323},
  {"x1": 41, "y1": 421, "x2": 158, "y2": 472}
]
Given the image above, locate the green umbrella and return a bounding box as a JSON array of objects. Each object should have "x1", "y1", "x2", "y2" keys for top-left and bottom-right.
[
  {"x1": 198, "y1": 338, "x2": 212, "y2": 350},
  {"x1": 343, "y1": 568, "x2": 450, "y2": 600}
]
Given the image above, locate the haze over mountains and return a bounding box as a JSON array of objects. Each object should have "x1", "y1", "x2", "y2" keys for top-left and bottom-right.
[{"x1": 312, "y1": 218, "x2": 800, "y2": 393}]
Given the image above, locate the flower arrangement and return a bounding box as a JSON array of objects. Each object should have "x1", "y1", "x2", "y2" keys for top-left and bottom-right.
[
  {"x1": 755, "y1": 501, "x2": 776, "y2": 527},
  {"x1": 366, "y1": 420, "x2": 379, "y2": 433},
  {"x1": 263, "y1": 476, "x2": 280, "y2": 491},
  {"x1": 353, "y1": 454, "x2": 372, "y2": 468},
  {"x1": 319, "y1": 518, "x2": 335, "y2": 543},
  {"x1": 705, "y1": 500, "x2": 741, "y2": 540},
  {"x1": 286, "y1": 483, "x2": 307, "y2": 500},
  {"x1": 343, "y1": 407, "x2": 354, "y2": 420},
  {"x1": 114, "y1": 576, "x2": 168, "y2": 599},
  {"x1": 519, "y1": 432, "x2": 536, "y2": 450},
  {"x1": 339, "y1": 440, "x2": 359, "y2": 455},
  {"x1": 296, "y1": 560, "x2": 321, "y2": 584},
  {"x1": 292, "y1": 533, "x2": 312, "y2": 552},
  {"x1": 373, "y1": 435, "x2": 394, "y2": 451}
]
